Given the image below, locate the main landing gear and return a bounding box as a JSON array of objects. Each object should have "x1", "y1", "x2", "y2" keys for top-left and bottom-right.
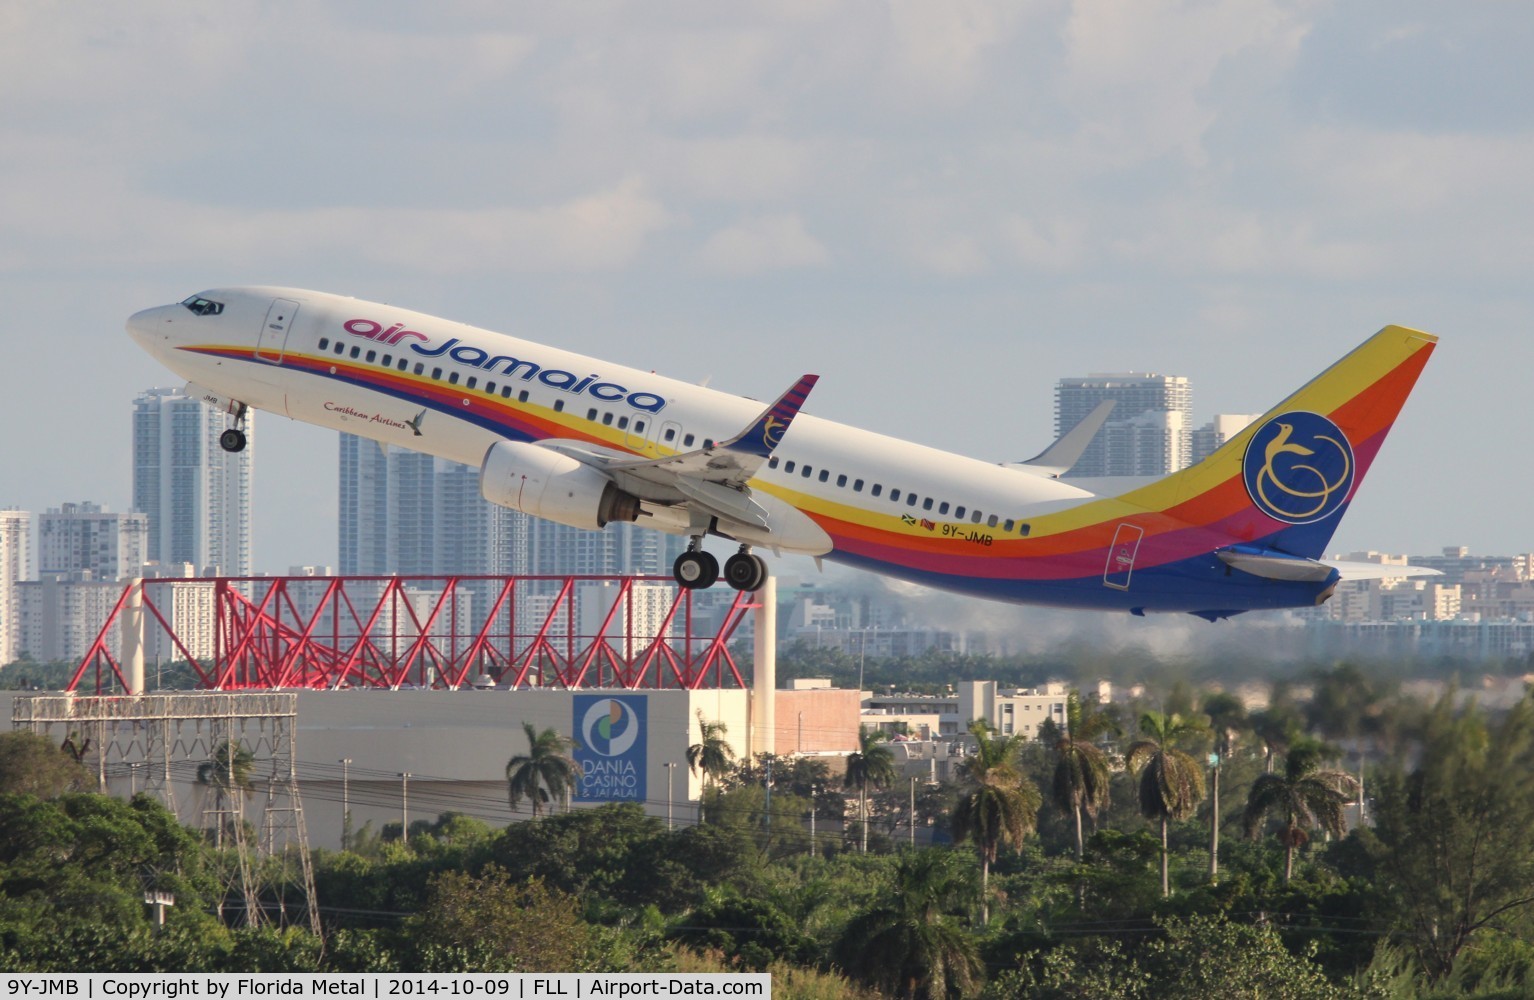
[
  {"x1": 673, "y1": 542, "x2": 768, "y2": 593},
  {"x1": 219, "y1": 402, "x2": 250, "y2": 453}
]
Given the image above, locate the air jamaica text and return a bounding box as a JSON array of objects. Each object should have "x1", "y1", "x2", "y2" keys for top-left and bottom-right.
[{"x1": 343, "y1": 319, "x2": 667, "y2": 413}]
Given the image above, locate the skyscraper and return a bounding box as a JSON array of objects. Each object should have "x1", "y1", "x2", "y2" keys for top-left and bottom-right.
[
  {"x1": 38, "y1": 502, "x2": 148, "y2": 580},
  {"x1": 0, "y1": 509, "x2": 29, "y2": 666},
  {"x1": 132, "y1": 387, "x2": 253, "y2": 575},
  {"x1": 337, "y1": 433, "x2": 528, "y2": 577},
  {"x1": 1055, "y1": 373, "x2": 1193, "y2": 476}
]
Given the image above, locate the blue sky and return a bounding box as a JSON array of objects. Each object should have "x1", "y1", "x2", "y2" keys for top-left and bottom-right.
[{"x1": 2, "y1": 1, "x2": 1531, "y2": 580}]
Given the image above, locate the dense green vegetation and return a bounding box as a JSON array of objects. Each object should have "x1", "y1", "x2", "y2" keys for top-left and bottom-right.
[{"x1": 6, "y1": 662, "x2": 1534, "y2": 998}]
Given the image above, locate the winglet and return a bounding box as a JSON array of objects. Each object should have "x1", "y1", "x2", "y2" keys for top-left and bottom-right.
[
  {"x1": 723, "y1": 374, "x2": 819, "y2": 457},
  {"x1": 1009, "y1": 399, "x2": 1117, "y2": 477}
]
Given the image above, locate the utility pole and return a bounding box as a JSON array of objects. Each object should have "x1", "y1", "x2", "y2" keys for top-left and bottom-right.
[
  {"x1": 339, "y1": 758, "x2": 353, "y2": 852},
  {"x1": 666, "y1": 761, "x2": 677, "y2": 831},
  {"x1": 808, "y1": 784, "x2": 817, "y2": 857},
  {"x1": 398, "y1": 772, "x2": 410, "y2": 844},
  {"x1": 910, "y1": 776, "x2": 917, "y2": 847},
  {"x1": 763, "y1": 755, "x2": 773, "y2": 829}
]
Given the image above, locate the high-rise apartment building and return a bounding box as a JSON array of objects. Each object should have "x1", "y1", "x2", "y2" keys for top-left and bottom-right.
[
  {"x1": 38, "y1": 502, "x2": 148, "y2": 581},
  {"x1": 132, "y1": 387, "x2": 253, "y2": 575},
  {"x1": 0, "y1": 509, "x2": 30, "y2": 666},
  {"x1": 337, "y1": 434, "x2": 527, "y2": 577},
  {"x1": 1190, "y1": 414, "x2": 1262, "y2": 465},
  {"x1": 1055, "y1": 373, "x2": 1193, "y2": 476}
]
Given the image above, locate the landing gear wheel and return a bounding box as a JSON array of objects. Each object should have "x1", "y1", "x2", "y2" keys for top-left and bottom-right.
[
  {"x1": 724, "y1": 552, "x2": 769, "y2": 592},
  {"x1": 673, "y1": 550, "x2": 719, "y2": 589},
  {"x1": 219, "y1": 428, "x2": 247, "y2": 453}
]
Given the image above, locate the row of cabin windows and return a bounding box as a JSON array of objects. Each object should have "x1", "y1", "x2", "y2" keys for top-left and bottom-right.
[
  {"x1": 319, "y1": 338, "x2": 557, "y2": 411},
  {"x1": 765, "y1": 455, "x2": 1030, "y2": 535},
  {"x1": 317, "y1": 336, "x2": 1025, "y2": 533}
]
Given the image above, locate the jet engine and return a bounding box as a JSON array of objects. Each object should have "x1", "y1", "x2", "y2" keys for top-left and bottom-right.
[{"x1": 479, "y1": 440, "x2": 641, "y2": 531}]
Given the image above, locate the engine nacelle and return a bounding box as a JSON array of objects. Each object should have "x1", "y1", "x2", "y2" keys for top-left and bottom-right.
[{"x1": 479, "y1": 440, "x2": 641, "y2": 531}]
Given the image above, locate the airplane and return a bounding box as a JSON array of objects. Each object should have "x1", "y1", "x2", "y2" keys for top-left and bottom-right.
[{"x1": 127, "y1": 288, "x2": 1437, "y2": 619}]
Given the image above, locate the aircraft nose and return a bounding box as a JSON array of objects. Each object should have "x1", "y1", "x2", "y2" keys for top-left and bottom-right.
[{"x1": 126, "y1": 304, "x2": 175, "y2": 350}]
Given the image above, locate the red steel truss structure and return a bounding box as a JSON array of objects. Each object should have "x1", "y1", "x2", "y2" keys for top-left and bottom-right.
[{"x1": 69, "y1": 575, "x2": 759, "y2": 695}]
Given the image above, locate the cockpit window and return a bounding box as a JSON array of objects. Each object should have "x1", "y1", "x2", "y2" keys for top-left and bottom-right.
[{"x1": 180, "y1": 295, "x2": 224, "y2": 316}]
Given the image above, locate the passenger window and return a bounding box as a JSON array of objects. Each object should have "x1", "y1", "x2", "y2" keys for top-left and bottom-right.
[
  {"x1": 553, "y1": 400, "x2": 564, "y2": 412},
  {"x1": 768, "y1": 457, "x2": 779, "y2": 469},
  {"x1": 383, "y1": 355, "x2": 392, "y2": 366},
  {"x1": 398, "y1": 359, "x2": 408, "y2": 372},
  {"x1": 854, "y1": 479, "x2": 864, "y2": 492},
  {"x1": 1003, "y1": 519, "x2": 1014, "y2": 532},
  {"x1": 350, "y1": 347, "x2": 361, "y2": 359},
  {"x1": 955, "y1": 506, "x2": 966, "y2": 518},
  {"x1": 665, "y1": 428, "x2": 677, "y2": 442},
  {"x1": 819, "y1": 470, "x2": 829, "y2": 483},
  {"x1": 335, "y1": 343, "x2": 345, "y2": 355},
  {"x1": 836, "y1": 474, "x2": 847, "y2": 487},
  {"x1": 501, "y1": 386, "x2": 512, "y2": 398},
  {"x1": 588, "y1": 408, "x2": 598, "y2": 421},
  {"x1": 519, "y1": 390, "x2": 529, "y2": 402},
  {"x1": 365, "y1": 350, "x2": 376, "y2": 363},
  {"x1": 987, "y1": 514, "x2": 999, "y2": 528},
  {"x1": 785, "y1": 460, "x2": 796, "y2": 473},
  {"x1": 971, "y1": 510, "x2": 983, "y2": 523},
  {"x1": 939, "y1": 502, "x2": 951, "y2": 515},
  {"x1": 318, "y1": 338, "x2": 329, "y2": 350},
  {"x1": 922, "y1": 497, "x2": 933, "y2": 511},
  {"x1": 907, "y1": 494, "x2": 919, "y2": 507},
  {"x1": 432, "y1": 367, "x2": 442, "y2": 380},
  {"x1": 890, "y1": 489, "x2": 901, "y2": 502},
  {"x1": 1018, "y1": 523, "x2": 1031, "y2": 537},
  {"x1": 634, "y1": 420, "x2": 645, "y2": 433},
  {"x1": 872, "y1": 484, "x2": 882, "y2": 497},
  {"x1": 466, "y1": 376, "x2": 477, "y2": 389},
  {"x1": 684, "y1": 434, "x2": 695, "y2": 446},
  {"x1": 485, "y1": 381, "x2": 496, "y2": 394},
  {"x1": 704, "y1": 439, "x2": 714, "y2": 448},
  {"x1": 801, "y1": 465, "x2": 812, "y2": 478},
  {"x1": 602, "y1": 413, "x2": 613, "y2": 426},
  {"x1": 448, "y1": 372, "x2": 460, "y2": 385},
  {"x1": 618, "y1": 416, "x2": 629, "y2": 430}
]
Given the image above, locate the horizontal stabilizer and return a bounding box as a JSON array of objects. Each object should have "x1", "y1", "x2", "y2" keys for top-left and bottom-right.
[
  {"x1": 1008, "y1": 400, "x2": 1116, "y2": 478},
  {"x1": 1217, "y1": 545, "x2": 1336, "y2": 582},
  {"x1": 1322, "y1": 559, "x2": 1443, "y2": 581}
]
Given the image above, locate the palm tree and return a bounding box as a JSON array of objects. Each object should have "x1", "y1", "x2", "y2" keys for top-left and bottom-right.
[
  {"x1": 505, "y1": 722, "x2": 580, "y2": 817},
  {"x1": 1126, "y1": 710, "x2": 1207, "y2": 898},
  {"x1": 835, "y1": 848, "x2": 982, "y2": 1000},
  {"x1": 1242, "y1": 739, "x2": 1360, "y2": 883},
  {"x1": 687, "y1": 711, "x2": 735, "y2": 823},
  {"x1": 951, "y1": 719, "x2": 1040, "y2": 924},
  {"x1": 1050, "y1": 692, "x2": 1116, "y2": 863},
  {"x1": 197, "y1": 739, "x2": 255, "y2": 846},
  {"x1": 844, "y1": 725, "x2": 897, "y2": 852},
  {"x1": 1202, "y1": 690, "x2": 1248, "y2": 883}
]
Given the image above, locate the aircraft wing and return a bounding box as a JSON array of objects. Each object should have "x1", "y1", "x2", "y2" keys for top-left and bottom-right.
[
  {"x1": 1005, "y1": 400, "x2": 1116, "y2": 478},
  {"x1": 546, "y1": 374, "x2": 819, "y2": 530},
  {"x1": 1322, "y1": 559, "x2": 1443, "y2": 581}
]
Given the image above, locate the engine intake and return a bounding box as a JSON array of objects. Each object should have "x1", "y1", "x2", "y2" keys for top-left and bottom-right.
[{"x1": 479, "y1": 440, "x2": 641, "y2": 531}]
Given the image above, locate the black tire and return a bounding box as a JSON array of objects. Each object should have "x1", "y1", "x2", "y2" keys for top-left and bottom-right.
[
  {"x1": 673, "y1": 551, "x2": 719, "y2": 589},
  {"x1": 724, "y1": 552, "x2": 768, "y2": 592},
  {"x1": 219, "y1": 429, "x2": 247, "y2": 453}
]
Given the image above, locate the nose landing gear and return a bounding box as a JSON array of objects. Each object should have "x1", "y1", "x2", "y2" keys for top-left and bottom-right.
[{"x1": 218, "y1": 402, "x2": 250, "y2": 453}]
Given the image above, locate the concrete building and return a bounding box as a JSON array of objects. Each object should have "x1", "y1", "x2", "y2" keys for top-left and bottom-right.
[
  {"x1": 1190, "y1": 414, "x2": 1262, "y2": 464},
  {"x1": 338, "y1": 434, "x2": 529, "y2": 577},
  {"x1": 132, "y1": 387, "x2": 253, "y2": 576},
  {"x1": 18, "y1": 571, "x2": 123, "y2": 664},
  {"x1": 1056, "y1": 372, "x2": 1193, "y2": 476},
  {"x1": 38, "y1": 502, "x2": 148, "y2": 581},
  {"x1": 0, "y1": 509, "x2": 29, "y2": 666},
  {"x1": 861, "y1": 680, "x2": 1082, "y2": 742}
]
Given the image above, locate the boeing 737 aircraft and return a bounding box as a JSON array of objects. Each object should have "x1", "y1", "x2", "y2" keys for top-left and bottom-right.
[{"x1": 127, "y1": 289, "x2": 1436, "y2": 619}]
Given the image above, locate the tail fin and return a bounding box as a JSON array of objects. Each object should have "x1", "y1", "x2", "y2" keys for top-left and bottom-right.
[{"x1": 1120, "y1": 325, "x2": 1437, "y2": 559}]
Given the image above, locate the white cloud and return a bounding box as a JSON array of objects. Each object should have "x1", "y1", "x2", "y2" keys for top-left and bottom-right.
[{"x1": 696, "y1": 213, "x2": 830, "y2": 275}]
